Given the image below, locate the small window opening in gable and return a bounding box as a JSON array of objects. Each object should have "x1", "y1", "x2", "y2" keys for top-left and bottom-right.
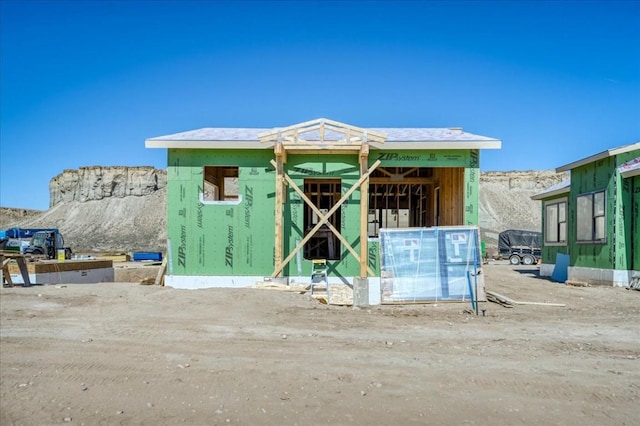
[{"x1": 203, "y1": 166, "x2": 239, "y2": 202}]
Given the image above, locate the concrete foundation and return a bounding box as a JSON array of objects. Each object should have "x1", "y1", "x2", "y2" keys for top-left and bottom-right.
[
  {"x1": 569, "y1": 266, "x2": 639, "y2": 287},
  {"x1": 165, "y1": 275, "x2": 384, "y2": 306},
  {"x1": 3, "y1": 260, "x2": 114, "y2": 285},
  {"x1": 353, "y1": 277, "x2": 369, "y2": 307}
]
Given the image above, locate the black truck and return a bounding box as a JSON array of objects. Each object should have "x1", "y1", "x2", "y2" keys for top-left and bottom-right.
[{"x1": 498, "y1": 229, "x2": 541, "y2": 265}]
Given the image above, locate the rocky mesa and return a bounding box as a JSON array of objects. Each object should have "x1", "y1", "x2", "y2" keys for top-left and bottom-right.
[
  {"x1": 49, "y1": 166, "x2": 166, "y2": 207},
  {"x1": 1, "y1": 167, "x2": 567, "y2": 254}
]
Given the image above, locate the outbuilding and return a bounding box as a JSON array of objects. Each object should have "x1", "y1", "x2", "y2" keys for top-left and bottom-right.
[{"x1": 532, "y1": 143, "x2": 640, "y2": 286}]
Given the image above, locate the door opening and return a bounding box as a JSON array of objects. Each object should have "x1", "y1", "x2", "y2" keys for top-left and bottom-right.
[{"x1": 303, "y1": 179, "x2": 341, "y2": 260}]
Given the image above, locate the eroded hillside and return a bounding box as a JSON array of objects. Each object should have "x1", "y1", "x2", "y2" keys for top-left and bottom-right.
[{"x1": 0, "y1": 168, "x2": 567, "y2": 253}]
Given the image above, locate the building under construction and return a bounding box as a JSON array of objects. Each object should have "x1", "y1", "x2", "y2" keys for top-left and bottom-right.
[{"x1": 146, "y1": 118, "x2": 501, "y2": 304}]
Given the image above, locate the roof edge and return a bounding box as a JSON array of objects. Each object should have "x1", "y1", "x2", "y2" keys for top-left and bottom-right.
[
  {"x1": 531, "y1": 180, "x2": 571, "y2": 200},
  {"x1": 556, "y1": 142, "x2": 640, "y2": 172},
  {"x1": 145, "y1": 139, "x2": 502, "y2": 150}
]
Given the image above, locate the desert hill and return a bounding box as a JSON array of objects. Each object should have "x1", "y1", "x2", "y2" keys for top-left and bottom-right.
[{"x1": 0, "y1": 166, "x2": 567, "y2": 253}]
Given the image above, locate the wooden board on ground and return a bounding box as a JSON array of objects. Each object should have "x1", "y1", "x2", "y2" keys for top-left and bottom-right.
[
  {"x1": 256, "y1": 282, "x2": 309, "y2": 293},
  {"x1": 486, "y1": 290, "x2": 565, "y2": 307}
]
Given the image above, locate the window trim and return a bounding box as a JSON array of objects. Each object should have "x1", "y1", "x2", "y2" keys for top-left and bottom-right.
[{"x1": 199, "y1": 193, "x2": 243, "y2": 205}]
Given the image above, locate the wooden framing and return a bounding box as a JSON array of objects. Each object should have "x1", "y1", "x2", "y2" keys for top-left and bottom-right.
[
  {"x1": 433, "y1": 168, "x2": 464, "y2": 225},
  {"x1": 359, "y1": 144, "x2": 369, "y2": 277},
  {"x1": 274, "y1": 142, "x2": 285, "y2": 274},
  {"x1": 1, "y1": 252, "x2": 31, "y2": 287},
  {"x1": 268, "y1": 119, "x2": 388, "y2": 278},
  {"x1": 271, "y1": 160, "x2": 381, "y2": 278},
  {"x1": 272, "y1": 165, "x2": 375, "y2": 277},
  {"x1": 259, "y1": 118, "x2": 387, "y2": 148}
]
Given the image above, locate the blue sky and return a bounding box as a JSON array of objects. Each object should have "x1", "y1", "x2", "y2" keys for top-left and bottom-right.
[{"x1": 1, "y1": 0, "x2": 639, "y2": 210}]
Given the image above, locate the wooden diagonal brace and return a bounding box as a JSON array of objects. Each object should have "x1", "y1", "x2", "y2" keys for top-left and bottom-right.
[
  {"x1": 278, "y1": 169, "x2": 375, "y2": 277},
  {"x1": 271, "y1": 159, "x2": 381, "y2": 277}
]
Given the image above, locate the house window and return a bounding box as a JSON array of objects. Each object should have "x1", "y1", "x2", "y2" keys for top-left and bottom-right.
[
  {"x1": 544, "y1": 199, "x2": 567, "y2": 245},
  {"x1": 576, "y1": 190, "x2": 606, "y2": 243},
  {"x1": 202, "y1": 166, "x2": 239, "y2": 203}
]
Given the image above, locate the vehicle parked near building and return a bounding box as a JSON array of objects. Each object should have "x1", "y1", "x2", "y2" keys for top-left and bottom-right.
[
  {"x1": 24, "y1": 230, "x2": 72, "y2": 260},
  {"x1": 498, "y1": 229, "x2": 541, "y2": 265}
]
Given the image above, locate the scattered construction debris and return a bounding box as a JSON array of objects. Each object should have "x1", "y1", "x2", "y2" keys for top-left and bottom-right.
[
  {"x1": 486, "y1": 290, "x2": 565, "y2": 308},
  {"x1": 255, "y1": 281, "x2": 354, "y2": 306},
  {"x1": 255, "y1": 282, "x2": 308, "y2": 292},
  {"x1": 628, "y1": 274, "x2": 640, "y2": 291},
  {"x1": 565, "y1": 280, "x2": 589, "y2": 287},
  {"x1": 154, "y1": 258, "x2": 167, "y2": 286},
  {"x1": 1, "y1": 251, "x2": 31, "y2": 287}
]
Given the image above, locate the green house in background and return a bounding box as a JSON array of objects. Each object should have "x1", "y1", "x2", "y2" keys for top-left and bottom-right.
[
  {"x1": 145, "y1": 119, "x2": 500, "y2": 294},
  {"x1": 532, "y1": 143, "x2": 640, "y2": 286}
]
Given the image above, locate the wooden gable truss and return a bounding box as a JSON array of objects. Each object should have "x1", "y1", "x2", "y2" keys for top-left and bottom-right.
[{"x1": 259, "y1": 119, "x2": 387, "y2": 278}]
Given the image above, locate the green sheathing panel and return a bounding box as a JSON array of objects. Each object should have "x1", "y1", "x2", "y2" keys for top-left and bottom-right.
[
  {"x1": 283, "y1": 154, "x2": 361, "y2": 278},
  {"x1": 614, "y1": 150, "x2": 640, "y2": 270},
  {"x1": 569, "y1": 158, "x2": 616, "y2": 269},
  {"x1": 464, "y1": 149, "x2": 480, "y2": 225},
  {"x1": 371, "y1": 149, "x2": 478, "y2": 226},
  {"x1": 371, "y1": 149, "x2": 470, "y2": 168},
  {"x1": 167, "y1": 149, "x2": 276, "y2": 276},
  {"x1": 632, "y1": 176, "x2": 640, "y2": 270},
  {"x1": 368, "y1": 240, "x2": 381, "y2": 276},
  {"x1": 166, "y1": 147, "x2": 478, "y2": 278},
  {"x1": 539, "y1": 193, "x2": 570, "y2": 264}
]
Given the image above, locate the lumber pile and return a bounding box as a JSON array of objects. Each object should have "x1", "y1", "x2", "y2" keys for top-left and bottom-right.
[
  {"x1": 255, "y1": 282, "x2": 309, "y2": 293},
  {"x1": 255, "y1": 281, "x2": 354, "y2": 306}
]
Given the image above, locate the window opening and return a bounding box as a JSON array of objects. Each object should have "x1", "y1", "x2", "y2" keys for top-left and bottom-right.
[
  {"x1": 576, "y1": 190, "x2": 606, "y2": 242},
  {"x1": 303, "y1": 179, "x2": 341, "y2": 260},
  {"x1": 544, "y1": 199, "x2": 567, "y2": 244},
  {"x1": 368, "y1": 167, "x2": 432, "y2": 237},
  {"x1": 203, "y1": 166, "x2": 239, "y2": 202}
]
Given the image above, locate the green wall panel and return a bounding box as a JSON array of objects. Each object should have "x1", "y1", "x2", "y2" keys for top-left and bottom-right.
[
  {"x1": 370, "y1": 149, "x2": 469, "y2": 168},
  {"x1": 282, "y1": 154, "x2": 362, "y2": 278},
  {"x1": 464, "y1": 150, "x2": 480, "y2": 225},
  {"x1": 167, "y1": 148, "x2": 478, "y2": 277},
  {"x1": 569, "y1": 158, "x2": 615, "y2": 269},
  {"x1": 633, "y1": 176, "x2": 640, "y2": 270},
  {"x1": 167, "y1": 149, "x2": 276, "y2": 276}
]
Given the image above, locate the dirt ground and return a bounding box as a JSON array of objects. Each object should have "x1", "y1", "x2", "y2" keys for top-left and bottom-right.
[{"x1": 1, "y1": 262, "x2": 638, "y2": 426}]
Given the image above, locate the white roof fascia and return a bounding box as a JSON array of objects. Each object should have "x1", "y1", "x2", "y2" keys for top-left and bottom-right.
[
  {"x1": 145, "y1": 139, "x2": 264, "y2": 149},
  {"x1": 380, "y1": 140, "x2": 501, "y2": 150},
  {"x1": 556, "y1": 142, "x2": 640, "y2": 172},
  {"x1": 621, "y1": 168, "x2": 640, "y2": 178},
  {"x1": 145, "y1": 139, "x2": 501, "y2": 150},
  {"x1": 145, "y1": 125, "x2": 502, "y2": 150},
  {"x1": 619, "y1": 157, "x2": 640, "y2": 178}
]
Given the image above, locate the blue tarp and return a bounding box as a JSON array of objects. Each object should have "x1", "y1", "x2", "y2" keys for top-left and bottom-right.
[{"x1": 551, "y1": 253, "x2": 570, "y2": 283}]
